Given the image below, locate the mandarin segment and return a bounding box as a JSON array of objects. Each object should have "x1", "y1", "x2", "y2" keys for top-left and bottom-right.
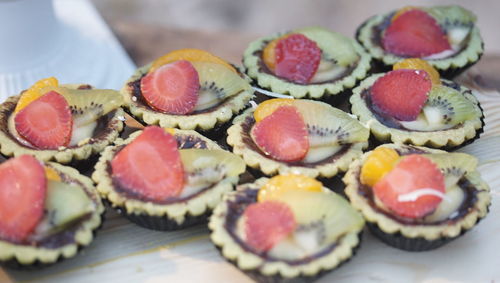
[
  {"x1": 360, "y1": 147, "x2": 400, "y2": 187},
  {"x1": 392, "y1": 6, "x2": 420, "y2": 21},
  {"x1": 257, "y1": 174, "x2": 323, "y2": 202},
  {"x1": 262, "y1": 37, "x2": 283, "y2": 71},
  {"x1": 44, "y1": 166, "x2": 61, "y2": 182},
  {"x1": 150, "y1": 48, "x2": 237, "y2": 73},
  {"x1": 14, "y1": 77, "x2": 59, "y2": 113},
  {"x1": 394, "y1": 58, "x2": 441, "y2": 85},
  {"x1": 253, "y1": 98, "x2": 295, "y2": 122}
]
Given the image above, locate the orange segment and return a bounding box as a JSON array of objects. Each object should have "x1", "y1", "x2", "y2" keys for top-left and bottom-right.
[
  {"x1": 14, "y1": 77, "x2": 59, "y2": 113},
  {"x1": 149, "y1": 48, "x2": 236, "y2": 73},
  {"x1": 44, "y1": 166, "x2": 61, "y2": 182},
  {"x1": 262, "y1": 38, "x2": 280, "y2": 71},
  {"x1": 393, "y1": 58, "x2": 441, "y2": 85},
  {"x1": 360, "y1": 147, "x2": 400, "y2": 187},
  {"x1": 392, "y1": 6, "x2": 420, "y2": 22},
  {"x1": 258, "y1": 174, "x2": 322, "y2": 202},
  {"x1": 253, "y1": 98, "x2": 295, "y2": 122},
  {"x1": 164, "y1": 128, "x2": 176, "y2": 135}
]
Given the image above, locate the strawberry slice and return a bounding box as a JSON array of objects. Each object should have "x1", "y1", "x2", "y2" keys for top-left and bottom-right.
[
  {"x1": 244, "y1": 201, "x2": 296, "y2": 252},
  {"x1": 382, "y1": 9, "x2": 451, "y2": 57},
  {"x1": 275, "y1": 34, "x2": 321, "y2": 84},
  {"x1": 141, "y1": 60, "x2": 200, "y2": 114},
  {"x1": 0, "y1": 155, "x2": 46, "y2": 243},
  {"x1": 373, "y1": 154, "x2": 445, "y2": 218},
  {"x1": 371, "y1": 69, "x2": 432, "y2": 121},
  {"x1": 111, "y1": 126, "x2": 184, "y2": 201},
  {"x1": 15, "y1": 90, "x2": 73, "y2": 149},
  {"x1": 252, "y1": 106, "x2": 309, "y2": 162}
]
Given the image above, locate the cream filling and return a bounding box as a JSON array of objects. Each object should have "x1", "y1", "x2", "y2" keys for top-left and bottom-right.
[
  {"x1": 399, "y1": 106, "x2": 456, "y2": 131},
  {"x1": 236, "y1": 215, "x2": 330, "y2": 261},
  {"x1": 310, "y1": 60, "x2": 347, "y2": 83},
  {"x1": 422, "y1": 26, "x2": 471, "y2": 60},
  {"x1": 8, "y1": 114, "x2": 97, "y2": 148}
]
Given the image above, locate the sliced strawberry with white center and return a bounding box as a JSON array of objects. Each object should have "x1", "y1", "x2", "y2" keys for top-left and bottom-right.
[
  {"x1": 140, "y1": 60, "x2": 200, "y2": 114},
  {"x1": 14, "y1": 90, "x2": 73, "y2": 149},
  {"x1": 0, "y1": 155, "x2": 46, "y2": 243},
  {"x1": 111, "y1": 126, "x2": 185, "y2": 201}
]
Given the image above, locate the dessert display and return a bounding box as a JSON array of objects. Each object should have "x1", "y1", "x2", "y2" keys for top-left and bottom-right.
[
  {"x1": 0, "y1": 155, "x2": 104, "y2": 267},
  {"x1": 243, "y1": 26, "x2": 371, "y2": 100},
  {"x1": 93, "y1": 126, "x2": 246, "y2": 230},
  {"x1": 0, "y1": 77, "x2": 125, "y2": 164},
  {"x1": 209, "y1": 175, "x2": 364, "y2": 282},
  {"x1": 356, "y1": 5, "x2": 483, "y2": 77},
  {"x1": 344, "y1": 144, "x2": 491, "y2": 251},
  {"x1": 350, "y1": 59, "x2": 483, "y2": 148},
  {"x1": 227, "y1": 98, "x2": 369, "y2": 178},
  {"x1": 121, "y1": 49, "x2": 254, "y2": 132}
]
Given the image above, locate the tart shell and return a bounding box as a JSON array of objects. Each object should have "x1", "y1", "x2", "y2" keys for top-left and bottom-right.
[
  {"x1": 121, "y1": 63, "x2": 254, "y2": 132},
  {"x1": 92, "y1": 129, "x2": 239, "y2": 231},
  {"x1": 0, "y1": 84, "x2": 125, "y2": 164},
  {"x1": 343, "y1": 144, "x2": 491, "y2": 251},
  {"x1": 227, "y1": 108, "x2": 368, "y2": 178},
  {"x1": 355, "y1": 13, "x2": 484, "y2": 78},
  {"x1": 350, "y1": 74, "x2": 484, "y2": 149},
  {"x1": 243, "y1": 33, "x2": 372, "y2": 100},
  {"x1": 209, "y1": 177, "x2": 363, "y2": 282},
  {"x1": 0, "y1": 162, "x2": 105, "y2": 267}
]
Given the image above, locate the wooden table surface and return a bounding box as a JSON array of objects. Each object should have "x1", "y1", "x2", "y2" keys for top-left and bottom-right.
[{"x1": 2, "y1": 20, "x2": 500, "y2": 283}]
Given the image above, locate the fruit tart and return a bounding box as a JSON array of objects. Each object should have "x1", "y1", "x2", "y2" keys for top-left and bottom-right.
[
  {"x1": 0, "y1": 155, "x2": 104, "y2": 267},
  {"x1": 0, "y1": 77, "x2": 125, "y2": 164},
  {"x1": 93, "y1": 125, "x2": 246, "y2": 230},
  {"x1": 350, "y1": 59, "x2": 483, "y2": 149},
  {"x1": 344, "y1": 144, "x2": 491, "y2": 251},
  {"x1": 243, "y1": 26, "x2": 371, "y2": 100},
  {"x1": 356, "y1": 5, "x2": 483, "y2": 77},
  {"x1": 227, "y1": 98, "x2": 369, "y2": 178},
  {"x1": 121, "y1": 49, "x2": 254, "y2": 133},
  {"x1": 210, "y1": 174, "x2": 364, "y2": 282}
]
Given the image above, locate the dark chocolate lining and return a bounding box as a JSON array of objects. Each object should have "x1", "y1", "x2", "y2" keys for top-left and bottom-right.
[
  {"x1": 240, "y1": 115, "x2": 352, "y2": 167},
  {"x1": 355, "y1": 149, "x2": 480, "y2": 226},
  {"x1": 223, "y1": 187, "x2": 342, "y2": 265}
]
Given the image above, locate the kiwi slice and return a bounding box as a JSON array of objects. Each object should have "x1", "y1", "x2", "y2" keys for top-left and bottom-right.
[
  {"x1": 422, "y1": 152, "x2": 478, "y2": 188},
  {"x1": 35, "y1": 180, "x2": 94, "y2": 238},
  {"x1": 401, "y1": 85, "x2": 478, "y2": 131},
  {"x1": 179, "y1": 148, "x2": 245, "y2": 195},
  {"x1": 190, "y1": 61, "x2": 251, "y2": 111},
  {"x1": 425, "y1": 5, "x2": 477, "y2": 26},
  {"x1": 294, "y1": 26, "x2": 359, "y2": 67},
  {"x1": 278, "y1": 190, "x2": 364, "y2": 245}
]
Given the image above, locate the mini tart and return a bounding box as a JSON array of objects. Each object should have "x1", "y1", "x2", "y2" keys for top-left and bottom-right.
[
  {"x1": 356, "y1": 6, "x2": 483, "y2": 78},
  {"x1": 227, "y1": 108, "x2": 368, "y2": 179},
  {"x1": 243, "y1": 28, "x2": 371, "y2": 100},
  {"x1": 93, "y1": 129, "x2": 239, "y2": 230},
  {"x1": 0, "y1": 162, "x2": 104, "y2": 267},
  {"x1": 344, "y1": 144, "x2": 491, "y2": 251},
  {"x1": 121, "y1": 63, "x2": 254, "y2": 131},
  {"x1": 209, "y1": 177, "x2": 363, "y2": 282},
  {"x1": 351, "y1": 74, "x2": 483, "y2": 149},
  {"x1": 0, "y1": 84, "x2": 125, "y2": 164}
]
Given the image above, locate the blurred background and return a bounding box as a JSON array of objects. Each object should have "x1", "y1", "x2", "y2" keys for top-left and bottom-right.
[{"x1": 91, "y1": 0, "x2": 500, "y2": 65}]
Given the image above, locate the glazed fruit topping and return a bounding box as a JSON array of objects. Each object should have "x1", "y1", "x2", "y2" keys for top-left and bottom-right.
[
  {"x1": 393, "y1": 58, "x2": 441, "y2": 85},
  {"x1": 373, "y1": 154, "x2": 445, "y2": 218},
  {"x1": 141, "y1": 60, "x2": 200, "y2": 114},
  {"x1": 111, "y1": 126, "x2": 185, "y2": 201},
  {"x1": 371, "y1": 69, "x2": 432, "y2": 121},
  {"x1": 244, "y1": 201, "x2": 296, "y2": 252},
  {"x1": 360, "y1": 147, "x2": 400, "y2": 187},
  {"x1": 382, "y1": 9, "x2": 451, "y2": 57},
  {"x1": 257, "y1": 174, "x2": 322, "y2": 202},
  {"x1": 252, "y1": 105, "x2": 309, "y2": 162},
  {"x1": 15, "y1": 90, "x2": 73, "y2": 149},
  {"x1": 275, "y1": 34, "x2": 321, "y2": 84},
  {"x1": 0, "y1": 155, "x2": 46, "y2": 243},
  {"x1": 14, "y1": 77, "x2": 59, "y2": 113},
  {"x1": 149, "y1": 48, "x2": 237, "y2": 73}
]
